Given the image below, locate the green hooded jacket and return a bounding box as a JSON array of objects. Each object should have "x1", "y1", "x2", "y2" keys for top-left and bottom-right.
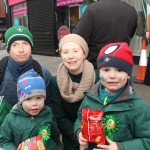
[
  {"x1": 0, "y1": 106, "x2": 60, "y2": 150},
  {"x1": 51, "y1": 69, "x2": 99, "y2": 150},
  {"x1": 74, "y1": 81, "x2": 150, "y2": 150}
]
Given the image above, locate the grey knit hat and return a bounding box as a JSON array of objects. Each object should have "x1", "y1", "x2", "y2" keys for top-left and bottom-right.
[
  {"x1": 59, "y1": 34, "x2": 89, "y2": 58},
  {"x1": 17, "y1": 69, "x2": 46, "y2": 104}
]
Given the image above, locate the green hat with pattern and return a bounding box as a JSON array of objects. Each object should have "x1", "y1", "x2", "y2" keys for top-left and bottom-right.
[{"x1": 4, "y1": 26, "x2": 34, "y2": 52}]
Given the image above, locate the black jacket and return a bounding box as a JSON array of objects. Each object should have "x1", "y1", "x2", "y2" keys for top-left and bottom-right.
[{"x1": 76, "y1": 0, "x2": 138, "y2": 68}]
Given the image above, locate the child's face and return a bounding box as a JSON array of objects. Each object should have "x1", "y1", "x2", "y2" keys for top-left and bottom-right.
[
  {"x1": 99, "y1": 67, "x2": 130, "y2": 94},
  {"x1": 22, "y1": 95, "x2": 45, "y2": 116}
]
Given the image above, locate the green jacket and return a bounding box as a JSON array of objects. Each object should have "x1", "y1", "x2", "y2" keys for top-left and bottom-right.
[
  {"x1": 51, "y1": 70, "x2": 99, "y2": 150},
  {"x1": 74, "y1": 81, "x2": 150, "y2": 150},
  {"x1": 0, "y1": 106, "x2": 60, "y2": 150}
]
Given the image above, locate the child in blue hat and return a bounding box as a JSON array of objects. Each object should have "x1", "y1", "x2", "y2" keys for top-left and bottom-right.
[{"x1": 0, "y1": 69, "x2": 60, "y2": 150}]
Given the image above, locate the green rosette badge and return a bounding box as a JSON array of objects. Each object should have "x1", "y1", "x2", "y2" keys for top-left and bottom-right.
[
  {"x1": 103, "y1": 115, "x2": 120, "y2": 141},
  {"x1": 38, "y1": 126, "x2": 51, "y2": 146}
]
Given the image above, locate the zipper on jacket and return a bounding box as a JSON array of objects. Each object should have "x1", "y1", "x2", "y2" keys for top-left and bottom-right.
[
  {"x1": 31, "y1": 116, "x2": 34, "y2": 120},
  {"x1": 18, "y1": 132, "x2": 24, "y2": 144},
  {"x1": 19, "y1": 65, "x2": 21, "y2": 71}
]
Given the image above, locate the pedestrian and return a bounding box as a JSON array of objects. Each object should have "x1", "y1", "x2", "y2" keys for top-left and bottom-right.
[
  {"x1": 74, "y1": 42, "x2": 150, "y2": 150},
  {"x1": 72, "y1": 4, "x2": 88, "y2": 34},
  {"x1": 146, "y1": 31, "x2": 150, "y2": 40},
  {"x1": 75, "y1": 0, "x2": 138, "y2": 69},
  {"x1": 144, "y1": 23, "x2": 150, "y2": 86},
  {"x1": 0, "y1": 33, "x2": 3, "y2": 47},
  {"x1": 0, "y1": 26, "x2": 52, "y2": 125},
  {"x1": 0, "y1": 69, "x2": 60, "y2": 150},
  {"x1": 51, "y1": 34, "x2": 99, "y2": 150}
]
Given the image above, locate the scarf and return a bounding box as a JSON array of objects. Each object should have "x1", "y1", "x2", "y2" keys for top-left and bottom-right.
[
  {"x1": 99, "y1": 84, "x2": 126, "y2": 105},
  {"x1": 57, "y1": 60, "x2": 95, "y2": 103},
  {"x1": 7, "y1": 56, "x2": 33, "y2": 82}
]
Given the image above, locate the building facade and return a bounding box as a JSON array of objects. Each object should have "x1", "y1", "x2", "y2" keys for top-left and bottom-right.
[
  {"x1": 0, "y1": 0, "x2": 6, "y2": 36},
  {"x1": 5, "y1": 0, "x2": 57, "y2": 55},
  {"x1": 3, "y1": 0, "x2": 150, "y2": 58}
]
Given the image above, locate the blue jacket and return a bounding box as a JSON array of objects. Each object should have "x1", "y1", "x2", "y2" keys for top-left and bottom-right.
[{"x1": 0, "y1": 57, "x2": 52, "y2": 107}]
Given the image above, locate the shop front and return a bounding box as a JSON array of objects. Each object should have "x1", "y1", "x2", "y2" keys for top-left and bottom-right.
[
  {"x1": 3, "y1": 0, "x2": 150, "y2": 58},
  {"x1": 55, "y1": 0, "x2": 150, "y2": 63},
  {"x1": 55, "y1": 0, "x2": 88, "y2": 41},
  {"x1": 5, "y1": 0, "x2": 57, "y2": 55}
]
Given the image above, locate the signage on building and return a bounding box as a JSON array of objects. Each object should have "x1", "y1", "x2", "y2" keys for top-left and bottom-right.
[
  {"x1": 58, "y1": 25, "x2": 70, "y2": 41},
  {"x1": 57, "y1": 0, "x2": 83, "y2": 7},
  {"x1": 13, "y1": 6, "x2": 27, "y2": 16},
  {"x1": 8, "y1": 0, "x2": 26, "y2": 6}
]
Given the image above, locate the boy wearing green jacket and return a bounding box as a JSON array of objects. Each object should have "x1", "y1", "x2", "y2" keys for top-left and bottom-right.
[
  {"x1": 74, "y1": 42, "x2": 150, "y2": 150},
  {"x1": 0, "y1": 69, "x2": 60, "y2": 150}
]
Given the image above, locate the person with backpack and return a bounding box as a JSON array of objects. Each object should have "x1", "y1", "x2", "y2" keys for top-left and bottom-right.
[{"x1": 0, "y1": 26, "x2": 52, "y2": 125}]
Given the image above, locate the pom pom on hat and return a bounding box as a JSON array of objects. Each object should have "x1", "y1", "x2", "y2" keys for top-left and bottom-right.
[
  {"x1": 59, "y1": 34, "x2": 89, "y2": 58},
  {"x1": 4, "y1": 26, "x2": 34, "y2": 52},
  {"x1": 17, "y1": 69, "x2": 46, "y2": 104},
  {"x1": 97, "y1": 42, "x2": 134, "y2": 75}
]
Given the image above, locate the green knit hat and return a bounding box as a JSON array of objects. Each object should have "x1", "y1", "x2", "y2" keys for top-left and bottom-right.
[{"x1": 4, "y1": 26, "x2": 34, "y2": 52}]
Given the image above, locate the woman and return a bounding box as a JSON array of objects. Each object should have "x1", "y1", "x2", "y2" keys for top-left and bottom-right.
[{"x1": 51, "y1": 34, "x2": 99, "y2": 150}]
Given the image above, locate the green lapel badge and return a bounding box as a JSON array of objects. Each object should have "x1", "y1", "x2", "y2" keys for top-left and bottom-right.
[
  {"x1": 38, "y1": 126, "x2": 51, "y2": 146},
  {"x1": 103, "y1": 115, "x2": 120, "y2": 141}
]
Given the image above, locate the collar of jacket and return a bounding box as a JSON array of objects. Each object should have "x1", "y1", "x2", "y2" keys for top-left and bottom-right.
[
  {"x1": 87, "y1": 80, "x2": 133, "y2": 104},
  {"x1": 11, "y1": 105, "x2": 51, "y2": 119},
  {"x1": 84, "y1": 82, "x2": 135, "y2": 112},
  {"x1": 7, "y1": 56, "x2": 33, "y2": 82}
]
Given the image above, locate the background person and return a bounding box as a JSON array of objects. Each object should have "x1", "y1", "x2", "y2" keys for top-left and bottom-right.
[
  {"x1": 75, "y1": 0, "x2": 138, "y2": 69},
  {"x1": 0, "y1": 33, "x2": 3, "y2": 47},
  {"x1": 0, "y1": 69, "x2": 60, "y2": 150},
  {"x1": 51, "y1": 34, "x2": 99, "y2": 150},
  {"x1": 144, "y1": 22, "x2": 150, "y2": 86},
  {"x1": 74, "y1": 42, "x2": 150, "y2": 150}
]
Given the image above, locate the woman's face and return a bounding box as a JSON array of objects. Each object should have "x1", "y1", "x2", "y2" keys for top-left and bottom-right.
[{"x1": 60, "y1": 42, "x2": 86, "y2": 74}]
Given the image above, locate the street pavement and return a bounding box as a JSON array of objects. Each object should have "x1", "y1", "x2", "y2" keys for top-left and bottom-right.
[{"x1": 0, "y1": 49, "x2": 150, "y2": 105}]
